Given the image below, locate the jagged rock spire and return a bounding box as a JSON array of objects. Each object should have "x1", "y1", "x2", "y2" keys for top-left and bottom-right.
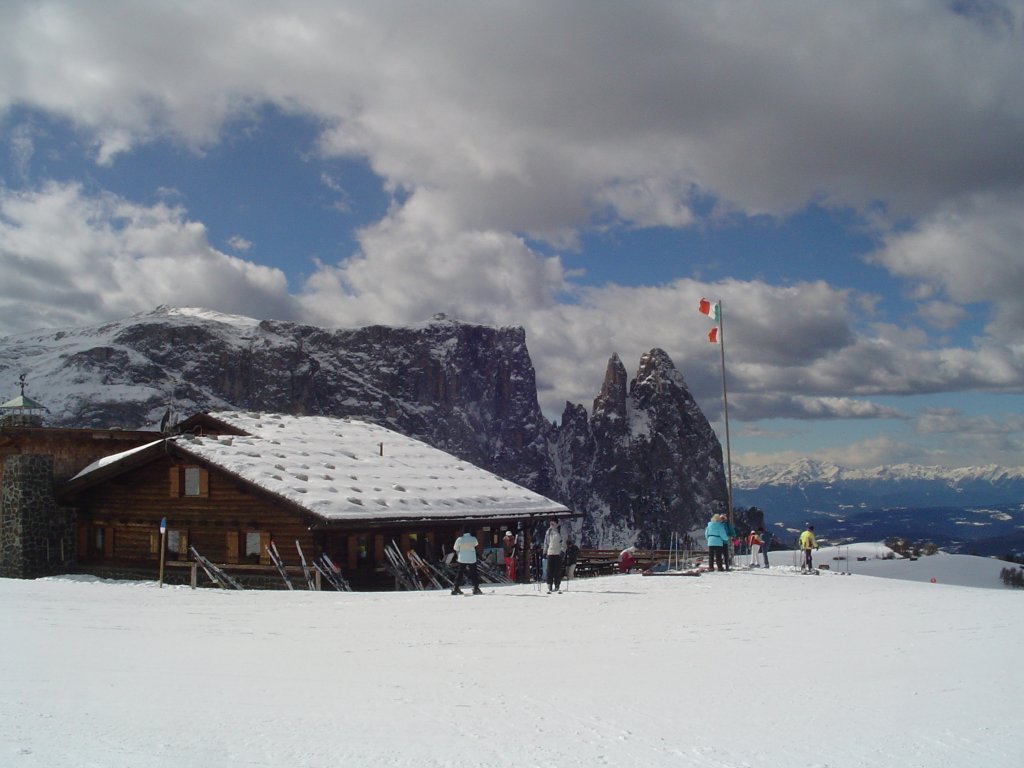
[{"x1": 592, "y1": 353, "x2": 628, "y2": 419}]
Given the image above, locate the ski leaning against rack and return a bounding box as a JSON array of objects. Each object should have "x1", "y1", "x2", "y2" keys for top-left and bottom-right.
[
  {"x1": 189, "y1": 545, "x2": 243, "y2": 590},
  {"x1": 383, "y1": 541, "x2": 421, "y2": 590},
  {"x1": 295, "y1": 540, "x2": 317, "y2": 590},
  {"x1": 315, "y1": 553, "x2": 352, "y2": 591},
  {"x1": 407, "y1": 550, "x2": 446, "y2": 590},
  {"x1": 268, "y1": 540, "x2": 294, "y2": 590}
]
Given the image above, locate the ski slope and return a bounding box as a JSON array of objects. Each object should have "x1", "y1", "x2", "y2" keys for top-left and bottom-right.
[{"x1": 1, "y1": 551, "x2": 1021, "y2": 767}]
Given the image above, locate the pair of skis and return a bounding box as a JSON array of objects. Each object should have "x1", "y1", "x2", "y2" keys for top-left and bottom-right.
[
  {"x1": 313, "y1": 552, "x2": 352, "y2": 592},
  {"x1": 268, "y1": 540, "x2": 333, "y2": 591},
  {"x1": 189, "y1": 545, "x2": 244, "y2": 590}
]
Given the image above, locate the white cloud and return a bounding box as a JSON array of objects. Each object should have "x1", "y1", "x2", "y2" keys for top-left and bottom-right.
[
  {"x1": 869, "y1": 190, "x2": 1024, "y2": 340},
  {"x1": 0, "y1": 182, "x2": 296, "y2": 333},
  {"x1": 913, "y1": 407, "x2": 1024, "y2": 465},
  {"x1": 226, "y1": 235, "x2": 252, "y2": 253},
  {"x1": 916, "y1": 300, "x2": 969, "y2": 330},
  {"x1": 916, "y1": 407, "x2": 1024, "y2": 437},
  {"x1": 733, "y1": 395, "x2": 906, "y2": 422},
  {"x1": 735, "y1": 436, "x2": 918, "y2": 470},
  {"x1": 6, "y1": 119, "x2": 34, "y2": 179}
]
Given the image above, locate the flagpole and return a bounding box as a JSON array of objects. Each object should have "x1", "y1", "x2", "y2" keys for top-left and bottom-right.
[{"x1": 717, "y1": 301, "x2": 735, "y2": 527}]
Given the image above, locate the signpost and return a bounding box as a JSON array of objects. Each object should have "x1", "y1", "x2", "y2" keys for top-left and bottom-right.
[{"x1": 158, "y1": 517, "x2": 167, "y2": 587}]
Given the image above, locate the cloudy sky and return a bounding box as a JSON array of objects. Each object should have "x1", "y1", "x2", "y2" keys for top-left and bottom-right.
[{"x1": 1, "y1": 0, "x2": 1023, "y2": 469}]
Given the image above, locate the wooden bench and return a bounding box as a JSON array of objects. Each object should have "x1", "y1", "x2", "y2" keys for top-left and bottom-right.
[{"x1": 570, "y1": 548, "x2": 707, "y2": 578}]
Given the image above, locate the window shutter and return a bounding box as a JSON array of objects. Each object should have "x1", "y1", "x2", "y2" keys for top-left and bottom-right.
[
  {"x1": 259, "y1": 532, "x2": 271, "y2": 565},
  {"x1": 104, "y1": 526, "x2": 115, "y2": 558},
  {"x1": 226, "y1": 532, "x2": 239, "y2": 564},
  {"x1": 178, "y1": 531, "x2": 189, "y2": 559},
  {"x1": 77, "y1": 525, "x2": 89, "y2": 558},
  {"x1": 198, "y1": 468, "x2": 209, "y2": 497},
  {"x1": 169, "y1": 467, "x2": 180, "y2": 497}
]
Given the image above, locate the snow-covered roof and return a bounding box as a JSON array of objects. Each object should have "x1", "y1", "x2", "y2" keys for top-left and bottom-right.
[{"x1": 72, "y1": 411, "x2": 571, "y2": 524}]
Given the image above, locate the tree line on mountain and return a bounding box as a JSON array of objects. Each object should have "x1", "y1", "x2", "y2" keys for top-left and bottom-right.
[
  {"x1": 999, "y1": 567, "x2": 1024, "y2": 589},
  {"x1": 884, "y1": 537, "x2": 940, "y2": 558}
]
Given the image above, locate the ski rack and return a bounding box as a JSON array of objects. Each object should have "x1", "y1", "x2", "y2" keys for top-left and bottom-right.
[{"x1": 189, "y1": 545, "x2": 244, "y2": 590}]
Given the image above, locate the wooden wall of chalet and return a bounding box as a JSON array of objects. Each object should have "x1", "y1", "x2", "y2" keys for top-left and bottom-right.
[
  {"x1": 68, "y1": 450, "x2": 555, "y2": 589},
  {"x1": 0, "y1": 427, "x2": 157, "y2": 486},
  {"x1": 70, "y1": 453, "x2": 317, "y2": 569}
]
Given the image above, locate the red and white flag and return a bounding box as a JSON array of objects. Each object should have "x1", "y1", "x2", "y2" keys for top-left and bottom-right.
[{"x1": 707, "y1": 327, "x2": 719, "y2": 344}]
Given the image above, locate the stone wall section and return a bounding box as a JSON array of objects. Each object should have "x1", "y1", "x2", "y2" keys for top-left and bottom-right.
[{"x1": 0, "y1": 454, "x2": 75, "y2": 578}]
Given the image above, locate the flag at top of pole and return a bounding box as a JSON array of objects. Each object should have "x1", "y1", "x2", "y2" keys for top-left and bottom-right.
[{"x1": 698, "y1": 298, "x2": 720, "y2": 321}]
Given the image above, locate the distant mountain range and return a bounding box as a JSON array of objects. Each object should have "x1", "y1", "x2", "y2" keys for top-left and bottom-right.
[
  {"x1": 735, "y1": 459, "x2": 1024, "y2": 490},
  {"x1": 733, "y1": 459, "x2": 1024, "y2": 557}
]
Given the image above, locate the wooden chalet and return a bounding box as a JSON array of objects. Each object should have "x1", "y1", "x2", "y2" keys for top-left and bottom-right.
[{"x1": 57, "y1": 411, "x2": 575, "y2": 589}]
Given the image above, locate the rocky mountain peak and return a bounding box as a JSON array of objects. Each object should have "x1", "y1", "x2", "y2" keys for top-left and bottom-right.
[
  {"x1": 592, "y1": 353, "x2": 628, "y2": 418},
  {"x1": 0, "y1": 307, "x2": 727, "y2": 547}
]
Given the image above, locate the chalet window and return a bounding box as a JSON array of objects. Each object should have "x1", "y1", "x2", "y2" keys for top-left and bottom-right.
[
  {"x1": 245, "y1": 532, "x2": 263, "y2": 559},
  {"x1": 169, "y1": 466, "x2": 209, "y2": 498},
  {"x1": 184, "y1": 467, "x2": 201, "y2": 496},
  {"x1": 167, "y1": 529, "x2": 189, "y2": 559}
]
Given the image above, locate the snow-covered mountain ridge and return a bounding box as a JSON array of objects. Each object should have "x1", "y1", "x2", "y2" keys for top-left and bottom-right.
[{"x1": 734, "y1": 458, "x2": 1024, "y2": 489}]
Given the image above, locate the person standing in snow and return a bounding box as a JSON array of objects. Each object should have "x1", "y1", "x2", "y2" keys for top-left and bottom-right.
[
  {"x1": 800, "y1": 524, "x2": 818, "y2": 572},
  {"x1": 544, "y1": 519, "x2": 565, "y2": 593},
  {"x1": 502, "y1": 530, "x2": 518, "y2": 582},
  {"x1": 564, "y1": 539, "x2": 580, "y2": 581},
  {"x1": 747, "y1": 528, "x2": 763, "y2": 568},
  {"x1": 723, "y1": 516, "x2": 738, "y2": 568},
  {"x1": 529, "y1": 542, "x2": 542, "y2": 583},
  {"x1": 760, "y1": 527, "x2": 772, "y2": 568},
  {"x1": 451, "y1": 526, "x2": 483, "y2": 595},
  {"x1": 704, "y1": 514, "x2": 730, "y2": 572}
]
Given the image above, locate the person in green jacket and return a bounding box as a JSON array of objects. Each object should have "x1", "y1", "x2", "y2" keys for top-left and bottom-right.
[{"x1": 799, "y1": 525, "x2": 818, "y2": 572}]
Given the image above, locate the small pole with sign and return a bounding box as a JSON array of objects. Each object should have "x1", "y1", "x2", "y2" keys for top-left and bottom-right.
[{"x1": 158, "y1": 517, "x2": 167, "y2": 587}]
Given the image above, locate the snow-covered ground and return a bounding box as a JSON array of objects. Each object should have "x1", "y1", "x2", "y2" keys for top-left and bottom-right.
[
  {"x1": 768, "y1": 542, "x2": 1013, "y2": 588},
  {"x1": 2, "y1": 549, "x2": 1021, "y2": 768}
]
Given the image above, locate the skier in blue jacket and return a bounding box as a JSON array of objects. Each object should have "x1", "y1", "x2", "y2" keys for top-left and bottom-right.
[{"x1": 704, "y1": 514, "x2": 730, "y2": 572}]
